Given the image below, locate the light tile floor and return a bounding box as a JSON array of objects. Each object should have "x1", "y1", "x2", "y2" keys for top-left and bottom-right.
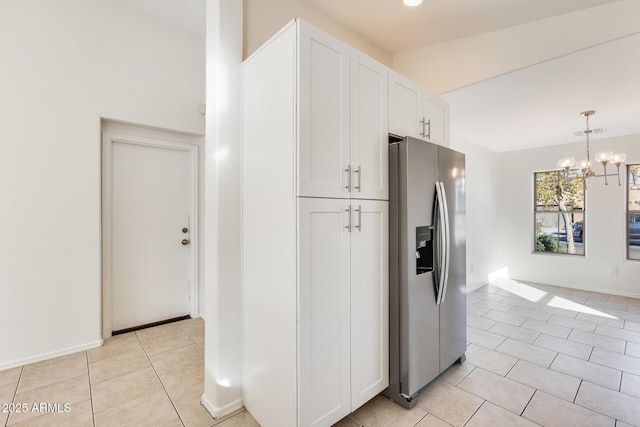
[
  {"x1": 3, "y1": 280, "x2": 640, "y2": 426},
  {"x1": 0, "y1": 318, "x2": 258, "y2": 427},
  {"x1": 335, "y1": 279, "x2": 640, "y2": 427}
]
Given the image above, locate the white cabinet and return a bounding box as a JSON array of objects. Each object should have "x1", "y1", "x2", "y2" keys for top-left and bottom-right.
[
  {"x1": 348, "y1": 200, "x2": 389, "y2": 409},
  {"x1": 297, "y1": 198, "x2": 351, "y2": 426},
  {"x1": 389, "y1": 69, "x2": 449, "y2": 147},
  {"x1": 298, "y1": 198, "x2": 389, "y2": 426},
  {"x1": 351, "y1": 51, "x2": 389, "y2": 201},
  {"x1": 242, "y1": 19, "x2": 388, "y2": 427},
  {"x1": 298, "y1": 24, "x2": 388, "y2": 200},
  {"x1": 298, "y1": 24, "x2": 350, "y2": 199}
]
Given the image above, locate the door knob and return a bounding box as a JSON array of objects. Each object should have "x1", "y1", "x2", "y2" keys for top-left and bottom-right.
[
  {"x1": 181, "y1": 239, "x2": 190, "y2": 246},
  {"x1": 182, "y1": 227, "x2": 189, "y2": 233}
]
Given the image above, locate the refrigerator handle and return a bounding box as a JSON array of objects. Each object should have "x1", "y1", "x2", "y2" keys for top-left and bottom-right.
[
  {"x1": 439, "y1": 182, "x2": 451, "y2": 304},
  {"x1": 435, "y1": 182, "x2": 447, "y2": 305}
]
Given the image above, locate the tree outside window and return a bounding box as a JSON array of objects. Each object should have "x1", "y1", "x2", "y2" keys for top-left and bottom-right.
[{"x1": 534, "y1": 170, "x2": 585, "y2": 255}]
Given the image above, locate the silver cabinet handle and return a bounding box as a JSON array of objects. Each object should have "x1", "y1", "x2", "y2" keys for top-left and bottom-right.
[
  {"x1": 355, "y1": 205, "x2": 361, "y2": 231},
  {"x1": 354, "y1": 166, "x2": 361, "y2": 192},
  {"x1": 419, "y1": 118, "x2": 432, "y2": 139},
  {"x1": 345, "y1": 165, "x2": 351, "y2": 191},
  {"x1": 345, "y1": 206, "x2": 351, "y2": 232}
]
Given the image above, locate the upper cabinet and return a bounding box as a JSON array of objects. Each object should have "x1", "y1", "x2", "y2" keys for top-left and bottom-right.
[
  {"x1": 298, "y1": 24, "x2": 350, "y2": 199},
  {"x1": 298, "y1": 24, "x2": 388, "y2": 200},
  {"x1": 351, "y1": 51, "x2": 389, "y2": 201},
  {"x1": 389, "y1": 70, "x2": 449, "y2": 147}
]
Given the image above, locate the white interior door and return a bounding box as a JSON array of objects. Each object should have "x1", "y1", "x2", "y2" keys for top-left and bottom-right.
[{"x1": 109, "y1": 139, "x2": 192, "y2": 332}]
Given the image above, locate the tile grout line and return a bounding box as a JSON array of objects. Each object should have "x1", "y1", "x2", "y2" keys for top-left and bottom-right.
[
  {"x1": 572, "y1": 381, "x2": 626, "y2": 423},
  {"x1": 519, "y1": 388, "x2": 537, "y2": 417},
  {"x1": 5, "y1": 366, "x2": 24, "y2": 427},
  {"x1": 410, "y1": 410, "x2": 428, "y2": 427},
  {"x1": 461, "y1": 400, "x2": 486, "y2": 427},
  {"x1": 547, "y1": 350, "x2": 560, "y2": 369},
  {"x1": 573, "y1": 380, "x2": 583, "y2": 403},
  {"x1": 85, "y1": 350, "x2": 96, "y2": 427},
  {"x1": 138, "y1": 330, "x2": 186, "y2": 427}
]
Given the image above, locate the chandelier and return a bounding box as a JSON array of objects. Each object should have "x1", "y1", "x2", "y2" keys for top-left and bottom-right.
[{"x1": 557, "y1": 110, "x2": 626, "y2": 187}]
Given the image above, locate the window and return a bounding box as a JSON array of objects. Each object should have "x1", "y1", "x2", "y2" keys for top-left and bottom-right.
[
  {"x1": 534, "y1": 170, "x2": 585, "y2": 255},
  {"x1": 628, "y1": 164, "x2": 640, "y2": 260}
]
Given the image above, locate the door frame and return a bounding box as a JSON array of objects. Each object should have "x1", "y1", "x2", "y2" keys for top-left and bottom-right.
[{"x1": 101, "y1": 131, "x2": 199, "y2": 338}]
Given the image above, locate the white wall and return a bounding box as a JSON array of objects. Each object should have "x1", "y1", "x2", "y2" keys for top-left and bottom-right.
[
  {"x1": 0, "y1": 0, "x2": 204, "y2": 369},
  {"x1": 497, "y1": 134, "x2": 640, "y2": 297},
  {"x1": 450, "y1": 137, "x2": 502, "y2": 291},
  {"x1": 243, "y1": 0, "x2": 391, "y2": 66}
]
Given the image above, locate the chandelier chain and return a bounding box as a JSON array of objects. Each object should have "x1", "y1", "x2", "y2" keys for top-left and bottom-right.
[{"x1": 557, "y1": 110, "x2": 626, "y2": 187}]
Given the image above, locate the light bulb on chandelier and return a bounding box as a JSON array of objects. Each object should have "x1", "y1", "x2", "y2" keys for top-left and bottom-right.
[{"x1": 557, "y1": 110, "x2": 626, "y2": 188}]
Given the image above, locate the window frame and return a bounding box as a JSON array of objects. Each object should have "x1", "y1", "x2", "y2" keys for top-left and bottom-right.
[
  {"x1": 533, "y1": 169, "x2": 586, "y2": 256},
  {"x1": 627, "y1": 164, "x2": 640, "y2": 261}
]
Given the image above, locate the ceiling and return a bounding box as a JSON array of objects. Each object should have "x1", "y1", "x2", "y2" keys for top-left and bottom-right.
[
  {"x1": 120, "y1": 0, "x2": 640, "y2": 153},
  {"x1": 305, "y1": 0, "x2": 620, "y2": 53},
  {"x1": 442, "y1": 32, "x2": 640, "y2": 152}
]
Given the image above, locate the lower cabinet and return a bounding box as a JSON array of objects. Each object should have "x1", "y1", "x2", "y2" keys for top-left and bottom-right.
[{"x1": 298, "y1": 198, "x2": 388, "y2": 426}]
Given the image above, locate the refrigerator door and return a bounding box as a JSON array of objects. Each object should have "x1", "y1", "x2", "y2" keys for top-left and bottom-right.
[
  {"x1": 438, "y1": 146, "x2": 467, "y2": 371},
  {"x1": 393, "y1": 137, "x2": 440, "y2": 398}
]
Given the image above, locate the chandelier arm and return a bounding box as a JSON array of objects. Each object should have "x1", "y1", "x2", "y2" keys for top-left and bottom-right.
[
  {"x1": 559, "y1": 110, "x2": 625, "y2": 188},
  {"x1": 617, "y1": 164, "x2": 622, "y2": 186}
]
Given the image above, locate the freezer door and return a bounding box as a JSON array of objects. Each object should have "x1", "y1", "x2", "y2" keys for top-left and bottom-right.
[
  {"x1": 438, "y1": 146, "x2": 467, "y2": 372},
  {"x1": 394, "y1": 137, "x2": 440, "y2": 398}
]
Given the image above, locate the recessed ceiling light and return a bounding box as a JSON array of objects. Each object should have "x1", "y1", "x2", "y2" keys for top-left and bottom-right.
[{"x1": 403, "y1": 0, "x2": 423, "y2": 6}]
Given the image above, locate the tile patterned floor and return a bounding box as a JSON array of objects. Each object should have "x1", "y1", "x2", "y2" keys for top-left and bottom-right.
[
  {"x1": 2, "y1": 280, "x2": 640, "y2": 426},
  {"x1": 0, "y1": 318, "x2": 257, "y2": 427},
  {"x1": 334, "y1": 279, "x2": 640, "y2": 427}
]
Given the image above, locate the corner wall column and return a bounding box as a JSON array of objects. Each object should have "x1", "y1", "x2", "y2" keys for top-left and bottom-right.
[{"x1": 202, "y1": 0, "x2": 243, "y2": 417}]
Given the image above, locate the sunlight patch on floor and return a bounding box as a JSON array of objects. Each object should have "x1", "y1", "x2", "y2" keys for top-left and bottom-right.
[
  {"x1": 546, "y1": 296, "x2": 618, "y2": 319},
  {"x1": 490, "y1": 277, "x2": 548, "y2": 303}
]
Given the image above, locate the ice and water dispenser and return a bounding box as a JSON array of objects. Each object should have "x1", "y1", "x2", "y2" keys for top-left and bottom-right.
[{"x1": 416, "y1": 226, "x2": 433, "y2": 275}]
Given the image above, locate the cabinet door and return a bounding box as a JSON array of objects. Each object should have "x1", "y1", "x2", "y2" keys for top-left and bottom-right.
[
  {"x1": 389, "y1": 70, "x2": 422, "y2": 140},
  {"x1": 422, "y1": 91, "x2": 449, "y2": 147},
  {"x1": 298, "y1": 22, "x2": 350, "y2": 199},
  {"x1": 351, "y1": 51, "x2": 389, "y2": 201},
  {"x1": 298, "y1": 198, "x2": 351, "y2": 426},
  {"x1": 350, "y1": 200, "x2": 389, "y2": 410}
]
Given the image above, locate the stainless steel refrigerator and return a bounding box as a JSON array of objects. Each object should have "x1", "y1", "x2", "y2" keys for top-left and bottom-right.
[{"x1": 386, "y1": 135, "x2": 466, "y2": 408}]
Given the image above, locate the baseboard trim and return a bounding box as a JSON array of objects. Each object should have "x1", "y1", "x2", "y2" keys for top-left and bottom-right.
[
  {"x1": 201, "y1": 393, "x2": 243, "y2": 419},
  {"x1": 466, "y1": 280, "x2": 490, "y2": 293},
  {"x1": 0, "y1": 339, "x2": 104, "y2": 371}
]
